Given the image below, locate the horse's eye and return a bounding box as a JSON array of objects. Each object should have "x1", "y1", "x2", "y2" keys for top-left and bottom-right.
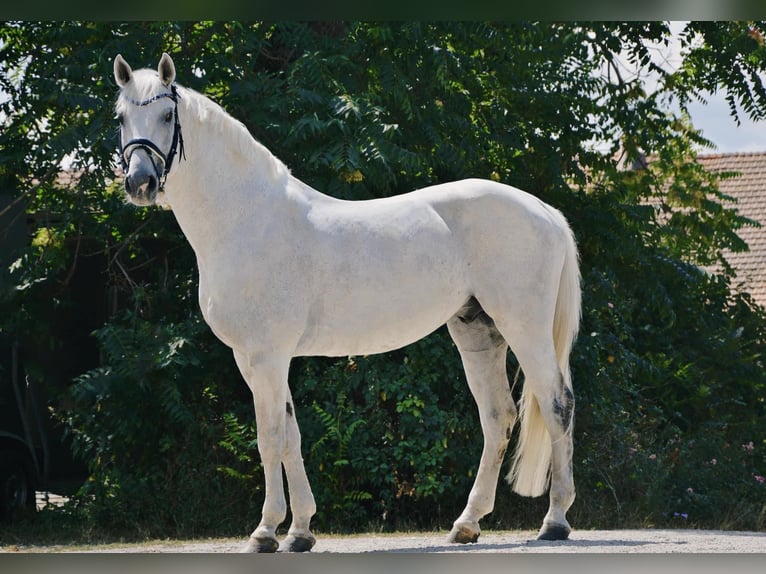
[
  {"x1": 117, "y1": 113, "x2": 124, "y2": 125},
  {"x1": 164, "y1": 111, "x2": 173, "y2": 123}
]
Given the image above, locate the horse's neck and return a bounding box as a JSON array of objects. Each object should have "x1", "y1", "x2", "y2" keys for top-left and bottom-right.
[
  {"x1": 164, "y1": 109, "x2": 277, "y2": 257},
  {"x1": 162, "y1": 97, "x2": 319, "y2": 264}
]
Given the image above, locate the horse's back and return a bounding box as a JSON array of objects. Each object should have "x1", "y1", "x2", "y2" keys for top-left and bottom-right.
[
  {"x1": 290, "y1": 178, "x2": 572, "y2": 356},
  {"x1": 308, "y1": 178, "x2": 569, "y2": 245}
]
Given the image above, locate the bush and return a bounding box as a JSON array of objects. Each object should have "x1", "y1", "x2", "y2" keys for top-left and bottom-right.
[
  {"x1": 292, "y1": 332, "x2": 478, "y2": 532},
  {"x1": 563, "y1": 189, "x2": 766, "y2": 531},
  {"x1": 58, "y1": 315, "x2": 262, "y2": 538}
]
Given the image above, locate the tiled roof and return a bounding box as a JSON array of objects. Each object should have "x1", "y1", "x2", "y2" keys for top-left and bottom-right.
[{"x1": 697, "y1": 152, "x2": 766, "y2": 307}]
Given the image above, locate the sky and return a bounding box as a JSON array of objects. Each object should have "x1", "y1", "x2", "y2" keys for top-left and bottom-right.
[
  {"x1": 687, "y1": 96, "x2": 766, "y2": 154},
  {"x1": 639, "y1": 21, "x2": 766, "y2": 155}
]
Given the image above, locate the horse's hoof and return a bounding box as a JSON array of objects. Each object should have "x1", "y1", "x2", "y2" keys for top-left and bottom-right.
[
  {"x1": 536, "y1": 523, "x2": 571, "y2": 541},
  {"x1": 241, "y1": 536, "x2": 279, "y2": 553},
  {"x1": 447, "y1": 523, "x2": 480, "y2": 544},
  {"x1": 281, "y1": 533, "x2": 316, "y2": 553}
]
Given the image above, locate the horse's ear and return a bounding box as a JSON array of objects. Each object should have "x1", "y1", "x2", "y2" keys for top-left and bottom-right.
[
  {"x1": 158, "y1": 52, "x2": 176, "y2": 86},
  {"x1": 114, "y1": 54, "x2": 133, "y2": 87}
]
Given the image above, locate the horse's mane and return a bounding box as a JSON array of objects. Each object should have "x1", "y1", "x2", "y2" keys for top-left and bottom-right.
[
  {"x1": 117, "y1": 69, "x2": 290, "y2": 187},
  {"x1": 179, "y1": 84, "x2": 290, "y2": 185}
]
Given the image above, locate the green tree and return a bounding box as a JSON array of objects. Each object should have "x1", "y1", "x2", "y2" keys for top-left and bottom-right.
[{"x1": 1, "y1": 21, "x2": 765, "y2": 537}]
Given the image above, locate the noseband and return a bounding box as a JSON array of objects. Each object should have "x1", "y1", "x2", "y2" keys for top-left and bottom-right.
[{"x1": 119, "y1": 83, "x2": 186, "y2": 190}]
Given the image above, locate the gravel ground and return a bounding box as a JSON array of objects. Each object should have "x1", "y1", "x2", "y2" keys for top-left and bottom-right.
[{"x1": 5, "y1": 529, "x2": 764, "y2": 553}]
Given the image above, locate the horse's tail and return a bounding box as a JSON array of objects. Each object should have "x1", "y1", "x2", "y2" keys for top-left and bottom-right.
[{"x1": 508, "y1": 215, "x2": 580, "y2": 497}]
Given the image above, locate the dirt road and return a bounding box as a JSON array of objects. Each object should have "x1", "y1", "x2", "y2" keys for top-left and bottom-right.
[{"x1": 5, "y1": 529, "x2": 764, "y2": 553}]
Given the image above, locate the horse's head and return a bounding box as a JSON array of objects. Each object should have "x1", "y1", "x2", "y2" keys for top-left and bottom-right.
[{"x1": 114, "y1": 53, "x2": 185, "y2": 206}]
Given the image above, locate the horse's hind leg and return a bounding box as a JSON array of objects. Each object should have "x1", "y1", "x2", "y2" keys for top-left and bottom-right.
[
  {"x1": 446, "y1": 299, "x2": 517, "y2": 544},
  {"x1": 498, "y1": 322, "x2": 575, "y2": 541}
]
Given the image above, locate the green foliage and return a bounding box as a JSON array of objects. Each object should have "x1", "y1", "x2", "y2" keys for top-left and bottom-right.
[
  {"x1": 293, "y1": 333, "x2": 476, "y2": 531},
  {"x1": 1, "y1": 21, "x2": 766, "y2": 538},
  {"x1": 306, "y1": 392, "x2": 373, "y2": 527},
  {"x1": 565, "y1": 182, "x2": 766, "y2": 529},
  {"x1": 57, "y1": 314, "x2": 260, "y2": 537}
]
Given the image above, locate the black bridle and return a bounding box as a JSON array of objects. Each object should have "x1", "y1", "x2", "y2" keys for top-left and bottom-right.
[{"x1": 119, "y1": 83, "x2": 186, "y2": 190}]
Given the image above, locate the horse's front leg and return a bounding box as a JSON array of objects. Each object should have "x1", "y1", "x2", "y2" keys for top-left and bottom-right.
[
  {"x1": 280, "y1": 386, "x2": 317, "y2": 552},
  {"x1": 234, "y1": 350, "x2": 290, "y2": 553}
]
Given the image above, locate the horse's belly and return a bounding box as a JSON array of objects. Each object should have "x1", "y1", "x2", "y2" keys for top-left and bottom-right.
[
  {"x1": 294, "y1": 282, "x2": 468, "y2": 357},
  {"x1": 294, "y1": 303, "x2": 458, "y2": 357}
]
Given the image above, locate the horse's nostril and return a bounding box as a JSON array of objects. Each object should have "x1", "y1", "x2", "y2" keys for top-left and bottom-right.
[
  {"x1": 125, "y1": 173, "x2": 155, "y2": 199},
  {"x1": 137, "y1": 175, "x2": 157, "y2": 195}
]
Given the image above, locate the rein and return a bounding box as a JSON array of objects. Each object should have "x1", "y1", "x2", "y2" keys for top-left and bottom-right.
[{"x1": 120, "y1": 83, "x2": 186, "y2": 189}]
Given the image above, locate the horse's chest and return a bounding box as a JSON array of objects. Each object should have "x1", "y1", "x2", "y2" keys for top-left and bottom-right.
[
  {"x1": 197, "y1": 281, "x2": 241, "y2": 348},
  {"x1": 196, "y1": 267, "x2": 304, "y2": 351}
]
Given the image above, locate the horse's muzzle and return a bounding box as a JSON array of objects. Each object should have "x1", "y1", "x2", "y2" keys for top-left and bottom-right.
[{"x1": 125, "y1": 171, "x2": 158, "y2": 206}]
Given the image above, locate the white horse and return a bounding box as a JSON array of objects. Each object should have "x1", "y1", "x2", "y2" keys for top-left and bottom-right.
[{"x1": 113, "y1": 53, "x2": 581, "y2": 552}]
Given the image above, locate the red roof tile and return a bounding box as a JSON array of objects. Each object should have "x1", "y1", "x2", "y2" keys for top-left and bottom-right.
[{"x1": 697, "y1": 152, "x2": 766, "y2": 306}]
